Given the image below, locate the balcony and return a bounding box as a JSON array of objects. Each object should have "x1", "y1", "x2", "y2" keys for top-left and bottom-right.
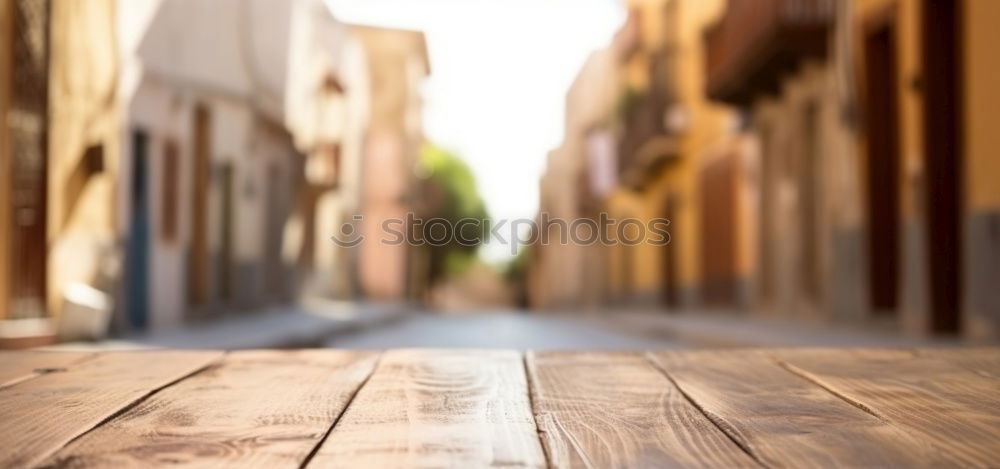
[
  {"x1": 705, "y1": 0, "x2": 836, "y2": 106},
  {"x1": 618, "y1": 50, "x2": 679, "y2": 189}
]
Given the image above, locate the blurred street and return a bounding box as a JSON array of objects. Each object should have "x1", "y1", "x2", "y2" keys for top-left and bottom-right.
[
  {"x1": 321, "y1": 307, "x2": 971, "y2": 349},
  {"x1": 324, "y1": 309, "x2": 675, "y2": 349},
  {"x1": 48, "y1": 304, "x2": 973, "y2": 351},
  {"x1": 2, "y1": 1, "x2": 999, "y2": 466},
  {"x1": 2, "y1": 0, "x2": 999, "y2": 348}
]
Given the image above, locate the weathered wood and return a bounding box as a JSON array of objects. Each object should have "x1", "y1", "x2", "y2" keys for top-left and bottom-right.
[
  {"x1": 918, "y1": 347, "x2": 1000, "y2": 379},
  {"x1": 0, "y1": 347, "x2": 997, "y2": 468},
  {"x1": 0, "y1": 351, "x2": 93, "y2": 389},
  {"x1": 648, "y1": 350, "x2": 952, "y2": 467},
  {"x1": 37, "y1": 350, "x2": 379, "y2": 468},
  {"x1": 527, "y1": 351, "x2": 757, "y2": 468},
  {"x1": 775, "y1": 348, "x2": 1000, "y2": 467},
  {"x1": 306, "y1": 349, "x2": 546, "y2": 469},
  {"x1": 0, "y1": 350, "x2": 222, "y2": 468}
]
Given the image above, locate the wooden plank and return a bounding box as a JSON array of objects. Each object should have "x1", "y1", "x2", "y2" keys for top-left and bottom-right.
[
  {"x1": 917, "y1": 347, "x2": 1000, "y2": 379},
  {"x1": 0, "y1": 351, "x2": 94, "y2": 389},
  {"x1": 0, "y1": 350, "x2": 222, "y2": 468},
  {"x1": 775, "y1": 348, "x2": 1000, "y2": 467},
  {"x1": 38, "y1": 350, "x2": 379, "y2": 468},
  {"x1": 527, "y1": 351, "x2": 757, "y2": 468},
  {"x1": 648, "y1": 350, "x2": 952, "y2": 468},
  {"x1": 306, "y1": 349, "x2": 546, "y2": 469}
]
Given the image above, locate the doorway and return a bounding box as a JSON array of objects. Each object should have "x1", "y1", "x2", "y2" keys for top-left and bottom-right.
[
  {"x1": 189, "y1": 105, "x2": 210, "y2": 308},
  {"x1": 660, "y1": 194, "x2": 677, "y2": 308},
  {"x1": 863, "y1": 17, "x2": 901, "y2": 315},
  {"x1": 126, "y1": 130, "x2": 150, "y2": 329},
  {"x1": 921, "y1": 0, "x2": 963, "y2": 333},
  {"x1": 5, "y1": 0, "x2": 50, "y2": 320},
  {"x1": 699, "y1": 155, "x2": 737, "y2": 306},
  {"x1": 217, "y1": 163, "x2": 234, "y2": 302}
]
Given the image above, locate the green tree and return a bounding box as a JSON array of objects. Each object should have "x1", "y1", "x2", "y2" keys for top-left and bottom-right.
[{"x1": 417, "y1": 143, "x2": 490, "y2": 285}]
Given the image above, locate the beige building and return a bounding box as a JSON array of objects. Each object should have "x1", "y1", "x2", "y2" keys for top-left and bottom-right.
[
  {"x1": 531, "y1": 32, "x2": 627, "y2": 310},
  {"x1": 117, "y1": 0, "x2": 369, "y2": 329},
  {"x1": 611, "y1": 0, "x2": 745, "y2": 310},
  {"x1": 531, "y1": 0, "x2": 744, "y2": 312},
  {"x1": 1, "y1": 0, "x2": 373, "y2": 343},
  {"x1": 1, "y1": 0, "x2": 121, "y2": 345},
  {"x1": 352, "y1": 26, "x2": 430, "y2": 301}
]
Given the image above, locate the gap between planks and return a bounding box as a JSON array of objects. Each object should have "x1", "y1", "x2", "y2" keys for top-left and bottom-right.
[
  {"x1": 0, "y1": 350, "x2": 225, "y2": 468},
  {"x1": 50, "y1": 352, "x2": 228, "y2": 457},
  {"x1": 303, "y1": 349, "x2": 548, "y2": 468},
  {"x1": 297, "y1": 351, "x2": 385, "y2": 469},
  {"x1": 0, "y1": 351, "x2": 98, "y2": 390},
  {"x1": 522, "y1": 351, "x2": 556, "y2": 469},
  {"x1": 528, "y1": 350, "x2": 759, "y2": 469},
  {"x1": 36, "y1": 350, "x2": 381, "y2": 469},
  {"x1": 641, "y1": 352, "x2": 766, "y2": 467},
  {"x1": 771, "y1": 348, "x2": 1000, "y2": 467},
  {"x1": 4, "y1": 348, "x2": 996, "y2": 469},
  {"x1": 644, "y1": 349, "x2": 967, "y2": 468}
]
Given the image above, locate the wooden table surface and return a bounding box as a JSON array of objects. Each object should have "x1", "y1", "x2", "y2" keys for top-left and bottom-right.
[{"x1": 0, "y1": 348, "x2": 997, "y2": 468}]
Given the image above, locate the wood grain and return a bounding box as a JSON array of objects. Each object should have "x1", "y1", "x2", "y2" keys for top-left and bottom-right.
[
  {"x1": 918, "y1": 347, "x2": 1000, "y2": 379},
  {"x1": 0, "y1": 351, "x2": 94, "y2": 389},
  {"x1": 0, "y1": 350, "x2": 221, "y2": 468},
  {"x1": 0, "y1": 347, "x2": 995, "y2": 468},
  {"x1": 648, "y1": 350, "x2": 952, "y2": 467},
  {"x1": 306, "y1": 349, "x2": 546, "y2": 469},
  {"x1": 527, "y1": 351, "x2": 757, "y2": 469},
  {"x1": 775, "y1": 348, "x2": 1000, "y2": 467},
  {"x1": 36, "y1": 349, "x2": 378, "y2": 468}
]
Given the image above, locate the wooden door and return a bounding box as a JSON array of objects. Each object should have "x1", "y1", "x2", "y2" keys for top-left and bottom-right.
[
  {"x1": 699, "y1": 155, "x2": 737, "y2": 306},
  {"x1": 188, "y1": 106, "x2": 210, "y2": 308},
  {"x1": 6, "y1": 0, "x2": 50, "y2": 319},
  {"x1": 125, "y1": 131, "x2": 150, "y2": 329},
  {"x1": 217, "y1": 163, "x2": 233, "y2": 302},
  {"x1": 660, "y1": 194, "x2": 677, "y2": 308},
  {"x1": 863, "y1": 16, "x2": 901, "y2": 315},
  {"x1": 921, "y1": 0, "x2": 963, "y2": 333}
]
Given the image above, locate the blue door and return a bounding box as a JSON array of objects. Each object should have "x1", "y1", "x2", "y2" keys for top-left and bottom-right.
[{"x1": 126, "y1": 130, "x2": 150, "y2": 329}]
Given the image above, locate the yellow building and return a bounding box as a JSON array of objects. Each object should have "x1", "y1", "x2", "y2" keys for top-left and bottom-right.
[
  {"x1": 530, "y1": 0, "x2": 747, "y2": 312},
  {"x1": 605, "y1": 0, "x2": 746, "y2": 309},
  {"x1": 961, "y1": 0, "x2": 1000, "y2": 338},
  {"x1": 532, "y1": 44, "x2": 623, "y2": 309},
  {"x1": 706, "y1": 0, "x2": 1000, "y2": 338},
  {"x1": 537, "y1": 0, "x2": 999, "y2": 340},
  {"x1": 1, "y1": 0, "x2": 120, "y2": 346}
]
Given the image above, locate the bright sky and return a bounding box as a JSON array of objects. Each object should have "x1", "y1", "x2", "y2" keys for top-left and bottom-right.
[{"x1": 326, "y1": 0, "x2": 625, "y2": 261}]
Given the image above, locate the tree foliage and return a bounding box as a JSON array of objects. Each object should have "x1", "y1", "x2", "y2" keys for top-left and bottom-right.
[{"x1": 417, "y1": 143, "x2": 490, "y2": 284}]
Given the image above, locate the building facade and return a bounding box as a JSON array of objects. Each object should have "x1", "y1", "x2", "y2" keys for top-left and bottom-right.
[
  {"x1": 531, "y1": 0, "x2": 745, "y2": 312},
  {"x1": 534, "y1": 0, "x2": 999, "y2": 339},
  {"x1": 1, "y1": 0, "x2": 121, "y2": 345},
  {"x1": 706, "y1": 0, "x2": 1000, "y2": 338},
  {"x1": 532, "y1": 42, "x2": 624, "y2": 310},
  {"x1": 353, "y1": 26, "x2": 430, "y2": 302},
  {"x1": 116, "y1": 0, "x2": 368, "y2": 330},
  {"x1": 1, "y1": 0, "x2": 377, "y2": 344}
]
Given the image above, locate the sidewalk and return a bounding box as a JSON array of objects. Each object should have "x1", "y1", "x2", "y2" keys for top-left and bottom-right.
[
  {"x1": 49, "y1": 299, "x2": 409, "y2": 350},
  {"x1": 580, "y1": 310, "x2": 997, "y2": 348}
]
